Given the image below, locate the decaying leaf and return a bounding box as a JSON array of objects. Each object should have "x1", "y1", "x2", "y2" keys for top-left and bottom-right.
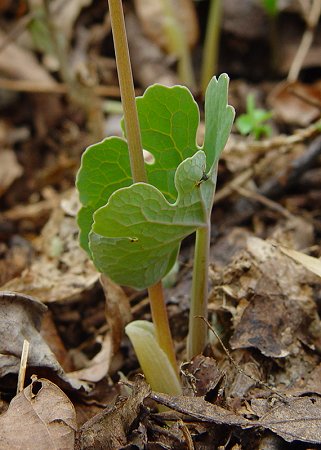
[
  {"x1": 100, "y1": 275, "x2": 132, "y2": 354},
  {"x1": 211, "y1": 233, "x2": 321, "y2": 358},
  {"x1": 268, "y1": 81, "x2": 321, "y2": 126},
  {"x1": 181, "y1": 355, "x2": 224, "y2": 397},
  {"x1": 78, "y1": 377, "x2": 150, "y2": 450},
  {"x1": 151, "y1": 389, "x2": 321, "y2": 444},
  {"x1": 68, "y1": 333, "x2": 112, "y2": 383},
  {"x1": 1, "y1": 194, "x2": 99, "y2": 303},
  {"x1": 0, "y1": 291, "x2": 85, "y2": 391},
  {"x1": 133, "y1": 0, "x2": 199, "y2": 50},
  {"x1": 254, "y1": 396, "x2": 321, "y2": 444},
  {"x1": 0, "y1": 30, "x2": 55, "y2": 82},
  {"x1": 278, "y1": 245, "x2": 321, "y2": 278},
  {"x1": 0, "y1": 377, "x2": 77, "y2": 450}
]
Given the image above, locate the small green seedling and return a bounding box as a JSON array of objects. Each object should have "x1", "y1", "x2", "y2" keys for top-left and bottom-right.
[
  {"x1": 236, "y1": 93, "x2": 272, "y2": 140},
  {"x1": 261, "y1": 0, "x2": 278, "y2": 17},
  {"x1": 76, "y1": 0, "x2": 234, "y2": 396}
]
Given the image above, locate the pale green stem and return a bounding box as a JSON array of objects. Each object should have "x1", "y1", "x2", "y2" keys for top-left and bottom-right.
[
  {"x1": 200, "y1": 0, "x2": 222, "y2": 97},
  {"x1": 108, "y1": 0, "x2": 147, "y2": 183},
  {"x1": 107, "y1": 0, "x2": 178, "y2": 375},
  {"x1": 187, "y1": 222, "x2": 210, "y2": 359}
]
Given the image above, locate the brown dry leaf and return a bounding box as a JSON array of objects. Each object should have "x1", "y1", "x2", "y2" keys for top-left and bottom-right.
[
  {"x1": 0, "y1": 291, "x2": 85, "y2": 391},
  {"x1": 78, "y1": 377, "x2": 150, "y2": 450},
  {"x1": 68, "y1": 333, "x2": 112, "y2": 383},
  {"x1": 67, "y1": 274, "x2": 130, "y2": 386},
  {"x1": 278, "y1": 245, "x2": 321, "y2": 278},
  {"x1": 48, "y1": 0, "x2": 93, "y2": 43},
  {"x1": 230, "y1": 236, "x2": 321, "y2": 357},
  {"x1": 0, "y1": 377, "x2": 77, "y2": 450},
  {"x1": 133, "y1": 0, "x2": 199, "y2": 50},
  {"x1": 150, "y1": 390, "x2": 249, "y2": 427},
  {"x1": 0, "y1": 148, "x2": 23, "y2": 197},
  {"x1": 211, "y1": 224, "x2": 321, "y2": 358},
  {"x1": 0, "y1": 30, "x2": 54, "y2": 82},
  {"x1": 182, "y1": 355, "x2": 224, "y2": 397},
  {"x1": 268, "y1": 81, "x2": 321, "y2": 126},
  {"x1": 126, "y1": 10, "x2": 179, "y2": 88},
  {"x1": 151, "y1": 390, "x2": 321, "y2": 444},
  {"x1": 1, "y1": 190, "x2": 99, "y2": 303},
  {"x1": 257, "y1": 396, "x2": 321, "y2": 444},
  {"x1": 230, "y1": 292, "x2": 297, "y2": 357},
  {"x1": 100, "y1": 275, "x2": 132, "y2": 355}
]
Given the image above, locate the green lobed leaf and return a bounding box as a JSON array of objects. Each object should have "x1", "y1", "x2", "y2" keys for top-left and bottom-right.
[
  {"x1": 76, "y1": 85, "x2": 199, "y2": 253},
  {"x1": 203, "y1": 74, "x2": 235, "y2": 169},
  {"x1": 76, "y1": 138, "x2": 132, "y2": 253},
  {"x1": 76, "y1": 74, "x2": 235, "y2": 288},
  {"x1": 90, "y1": 151, "x2": 210, "y2": 289}
]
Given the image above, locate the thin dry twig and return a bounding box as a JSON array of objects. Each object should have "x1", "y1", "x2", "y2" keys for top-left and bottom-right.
[
  {"x1": 178, "y1": 419, "x2": 195, "y2": 450},
  {"x1": 233, "y1": 185, "x2": 294, "y2": 219},
  {"x1": 288, "y1": 0, "x2": 321, "y2": 81},
  {"x1": 0, "y1": 77, "x2": 123, "y2": 97},
  {"x1": 17, "y1": 339, "x2": 30, "y2": 394}
]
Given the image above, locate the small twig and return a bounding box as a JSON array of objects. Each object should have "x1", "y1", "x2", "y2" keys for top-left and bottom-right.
[
  {"x1": 0, "y1": 77, "x2": 124, "y2": 97},
  {"x1": 232, "y1": 185, "x2": 294, "y2": 219},
  {"x1": 17, "y1": 339, "x2": 30, "y2": 394},
  {"x1": 197, "y1": 316, "x2": 288, "y2": 401},
  {"x1": 288, "y1": 0, "x2": 321, "y2": 81},
  {"x1": 0, "y1": 13, "x2": 35, "y2": 54},
  {"x1": 178, "y1": 419, "x2": 195, "y2": 450},
  {"x1": 213, "y1": 168, "x2": 254, "y2": 204}
]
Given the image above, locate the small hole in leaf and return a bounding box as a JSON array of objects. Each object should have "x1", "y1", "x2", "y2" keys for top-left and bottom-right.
[
  {"x1": 31, "y1": 380, "x2": 43, "y2": 396},
  {"x1": 143, "y1": 150, "x2": 155, "y2": 165}
]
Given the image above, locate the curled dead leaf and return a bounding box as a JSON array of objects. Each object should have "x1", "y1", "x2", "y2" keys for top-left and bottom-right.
[
  {"x1": 133, "y1": 0, "x2": 199, "y2": 50},
  {"x1": 0, "y1": 291, "x2": 86, "y2": 392},
  {"x1": 0, "y1": 377, "x2": 77, "y2": 450}
]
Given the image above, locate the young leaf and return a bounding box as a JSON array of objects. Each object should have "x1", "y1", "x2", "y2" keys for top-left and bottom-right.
[
  {"x1": 77, "y1": 74, "x2": 234, "y2": 288},
  {"x1": 77, "y1": 138, "x2": 132, "y2": 253},
  {"x1": 203, "y1": 74, "x2": 235, "y2": 169},
  {"x1": 76, "y1": 85, "x2": 199, "y2": 254},
  {"x1": 125, "y1": 320, "x2": 182, "y2": 395}
]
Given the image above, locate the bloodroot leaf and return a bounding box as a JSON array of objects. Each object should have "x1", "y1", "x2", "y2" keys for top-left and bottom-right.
[
  {"x1": 76, "y1": 74, "x2": 234, "y2": 288},
  {"x1": 90, "y1": 151, "x2": 209, "y2": 289}
]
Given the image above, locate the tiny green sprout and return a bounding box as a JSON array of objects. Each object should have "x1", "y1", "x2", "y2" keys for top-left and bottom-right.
[
  {"x1": 236, "y1": 93, "x2": 273, "y2": 140},
  {"x1": 261, "y1": 0, "x2": 279, "y2": 17}
]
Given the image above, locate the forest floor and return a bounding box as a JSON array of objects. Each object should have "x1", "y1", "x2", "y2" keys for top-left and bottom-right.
[{"x1": 0, "y1": 1, "x2": 321, "y2": 449}]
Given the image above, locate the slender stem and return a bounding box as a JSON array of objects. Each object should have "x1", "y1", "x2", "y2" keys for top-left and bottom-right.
[
  {"x1": 200, "y1": 0, "x2": 222, "y2": 97},
  {"x1": 107, "y1": 0, "x2": 178, "y2": 374},
  {"x1": 187, "y1": 222, "x2": 210, "y2": 359},
  {"x1": 149, "y1": 283, "x2": 179, "y2": 374},
  {"x1": 108, "y1": 0, "x2": 146, "y2": 182}
]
